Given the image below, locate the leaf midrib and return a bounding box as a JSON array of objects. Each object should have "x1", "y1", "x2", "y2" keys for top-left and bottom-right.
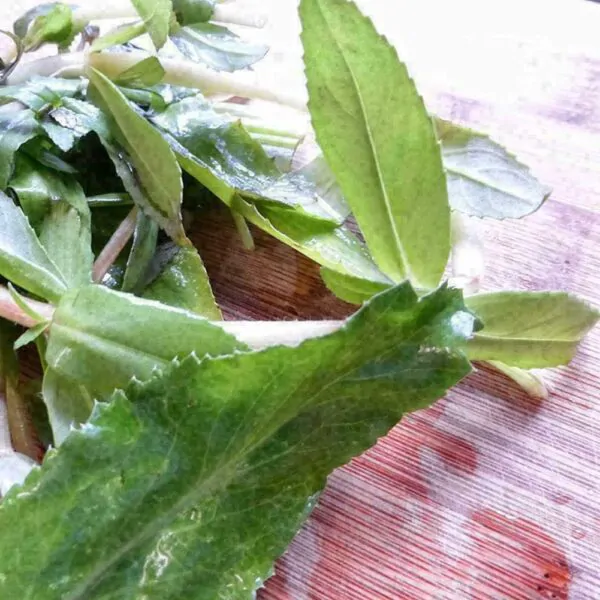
[{"x1": 313, "y1": 0, "x2": 409, "y2": 282}]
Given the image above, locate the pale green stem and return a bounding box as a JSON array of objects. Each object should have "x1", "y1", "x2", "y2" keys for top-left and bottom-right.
[
  {"x1": 230, "y1": 209, "x2": 255, "y2": 250},
  {"x1": 0, "y1": 287, "x2": 53, "y2": 328},
  {"x1": 92, "y1": 207, "x2": 138, "y2": 283}
]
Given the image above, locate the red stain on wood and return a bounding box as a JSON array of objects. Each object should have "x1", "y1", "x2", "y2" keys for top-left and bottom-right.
[{"x1": 458, "y1": 509, "x2": 572, "y2": 599}]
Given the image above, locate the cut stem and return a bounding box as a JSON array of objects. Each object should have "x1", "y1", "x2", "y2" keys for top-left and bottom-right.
[{"x1": 92, "y1": 207, "x2": 138, "y2": 283}]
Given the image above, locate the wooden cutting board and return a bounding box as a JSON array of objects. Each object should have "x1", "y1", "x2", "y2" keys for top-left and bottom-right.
[{"x1": 4, "y1": 1, "x2": 600, "y2": 598}]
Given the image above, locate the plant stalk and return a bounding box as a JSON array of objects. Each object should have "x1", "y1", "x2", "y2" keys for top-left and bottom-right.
[{"x1": 92, "y1": 207, "x2": 139, "y2": 283}]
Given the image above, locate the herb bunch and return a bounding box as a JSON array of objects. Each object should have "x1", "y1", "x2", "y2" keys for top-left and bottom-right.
[{"x1": 0, "y1": 0, "x2": 596, "y2": 597}]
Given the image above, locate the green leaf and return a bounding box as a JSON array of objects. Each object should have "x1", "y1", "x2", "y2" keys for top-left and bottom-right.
[
  {"x1": 436, "y1": 119, "x2": 551, "y2": 219},
  {"x1": 38, "y1": 178, "x2": 93, "y2": 289},
  {"x1": 465, "y1": 291, "x2": 600, "y2": 367},
  {"x1": 301, "y1": 0, "x2": 450, "y2": 289},
  {"x1": 87, "y1": 69, "x2": 186, "y2": 243},
  {"x1": 14, "y1": 321, "x2": 49, "y2": 350},
  {"x1": 46, "y1": 284, "x2": 246, "y2": 402},
  {"x1": 142, "y1": 244, "x2": 221, "y2": 319},
  {"x1": 16, "y1": 3, "x2": 80, "y2": 52},
  {"x1": 131, "y1": 0, "x2": 172, "y2": 49},
  {"x1": 487, "y1": 361, "x2": 548, "y2": 399},
  {"x1": 171, "y1": 23, "x2": 268, "y2": 72},
  {"x1": 0, "y1": 282, "x2": 472, "y2": 598},
  {"x1": 40, "y1": 120, "x2": 77, "y2": 152},
  {"x1": 89, "y1": 22, "x2": 147, "y2": 52},
  {"x1": 232, "y1": 195, "x2": 390, "y2": 285},
  {"x1": 115, "y1": 56, "x2": 166, "y2": 88},
  {"x1": 172, "y1": 0, "x2": 216, "y2": 25},
  {"x1": 151, "y1": 96, "x2": 343, "y2": 223},
  {"x1": 0, "y1": 107, "x2": 41, "y2": 189},
  {"x1": 0, "y1": 77, "x2": 83, "y2": 111},
  {"x1": 0, "y1": 191, "x2": 67, "y2": 302},
  {"x1": 321, "y1": 267, "x2": 390, "y2": 305},
  {"x1": 122, "y1": 211, "x2": 159, "y2": 293}
]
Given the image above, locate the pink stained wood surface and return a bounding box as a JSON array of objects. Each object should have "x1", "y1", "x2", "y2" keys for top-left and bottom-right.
[{"x1": 4, "y1": 1, "x2": 600, "y2": 598}]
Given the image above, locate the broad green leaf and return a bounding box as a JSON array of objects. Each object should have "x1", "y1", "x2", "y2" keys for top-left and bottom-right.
[
  {"x1": 232, "y1": 195, "x2": 390, "y2": 285},
  {"x1": 90, "y1": 22, "x2": 147, "y2": 52},
  {"x1": 151, "y1": 96, "x2": 342, "y2": 224},
  {"x1": 172, "y1": 0, "x2": 216, "y2": 25},
  {"x1": 465, "y1": 291, "x2": 599, "y2": 367},
  {"x1": 122, "y1": 211, "x2": 159, "y2": 293},
  {"x1": 143, "y1": 244, "x2": 221, "y2": 319},
  {"x1": 0, "y1": 77, "x2": 83, "y2": 111},
  {"x1": 0, "y1": 107, "x2": 41, "y2": 188},
  {"x1": 46, "y1": 284, "x2": 246, "y2": 401},
  {"x1": 131, "y1": 0, "x2": 172, "y2": 49},
  {"x1": 22, "y1": 140, "x2": 77, "y2": 174},
  {"x1": 87, "y1": 69, "x2": 186, "y2": 243},
  {"x1": 0, "y1": 282, "x2": 473, "y2": 598},
  {"x1": 38, "y1": 178, "x2": 93, "y2": 289},
  {"x1": 436, "y1": 119, "x2": 551, "y2": 219},
  {"x1": 171, "y1": 23, "x2": 268, "y2": 72},
  {"x1": 487, "y1": 361, "x2": 548, "y2": 399},
  {"x1": 0, "y1": 191, "x2": 67, "y2": 302},
  {"x1": 40, "y1": 120, "x2": 77, "y2": 151},
  {"x1": 115, "y1": 56, "x2": 166, "y2": 88},
  {"x1": 0, "y1": 323, "x2": 37, "y2": 494},
  {"x1": 16, "y1": 3, "x2": 80, "y2": 52},
  {"x1": 301, "y1": 0, "x2": 450, "y2": 288}
]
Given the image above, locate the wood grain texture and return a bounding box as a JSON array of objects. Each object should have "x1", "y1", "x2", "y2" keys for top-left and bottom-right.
[{"x1": 4, "y1": 1, "x2": 600, "y2": 598}]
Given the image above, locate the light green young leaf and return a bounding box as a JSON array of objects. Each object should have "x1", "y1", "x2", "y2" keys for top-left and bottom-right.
[
  {"x1": 131, "y1": 0, "x2": 172, "y2": 49},
  {"x1": 172, "y1": 0, "x2": 216, "y2": 25},
  {"x1": 0, "y1": 191, "x2": 67, "y2": 302},
  {"x1": 90, "y1": 22, "x2": 147, "y2": 52},
  {"x1": 301, "y1": 0, "x2": 450, "y2": 288},
  {"x1": 0, "y1": 107, "x2": 41, "y2": 189},
  {"x1": 122, "y1": 211, "x2": 159, "y2": 293},
  {"x1": 436, "y1": 119, "x2": 551, "y2": 219},
  {"x1": 466, "y1": 291, "x2": 599, "y2": 367},
  {"x1": 171, "y1": 23, "x2": 268, "y2": 72},
  {"x1": 115, "y1": 56, "x2": 166, "y2": 88},
  {"x1": 0, "y1": 283, "x2": 473, "y2": 598},
  {"x1": 14, "y1": 321, "x2": 50, "y2": 351},
  {"x1": 14, "y1": 2, "x2": 80, "y2": 51},
  {"x1": 46, "y1": 284, "x2": 246, "y2": 402},
  {"x1": 142, "y1": 244, "x2": 222, "y2": 319},
  {"x1": 87, "y1": 68, "x2": 186, "y2": 243},
  {"x1": 320, "y1": 267, "x2": 390, "y2": 305}
]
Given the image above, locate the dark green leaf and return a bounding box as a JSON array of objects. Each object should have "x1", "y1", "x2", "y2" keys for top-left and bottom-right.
[
  {"x1": 1, "y1": 282, "x2": 472, "y2": 598},
  {"x1": 171, "y1": 23, "x2": 268, "y2": 72},
  {"x1": 121, "y1": 211, "x2": 159, "y2": 293},
  {"x1": 172, "y1": 0, "x2": 216, "y2": 25},
  {"x1": 87, "y1": 69, "x2": 186, "y2": 243},
  {"x1": 22, "y1": 141, "x2": 78, "y2": 174},
  {"x1": 232, "y1": 195, "x2": 390, "y2": 285},
  {"x1": 301, "y1": 0, "x2": 450, "y2": 288},
  {"x1": 466, "y1": 291, "x2": 600, "y2": 367},
  {"x1": 0, "y1": 77, "x2": 83, "y2": 112},
  {"x1": 151, "y1": 96, "x2": 342, "y2": 223},
  {"x1": 436, "y1": 119, "x2": 551, "y2": 219},
  {"x1": 0, "y1": 191, "x2": 67, "y2": 302},
  {"x1": 130, "y1": 0, "x2": 172, "y2": 49},
  {"x1": 143, "y1": 244, "x2": 221, "y2": 319},
  {"x1": 0, "y1": 107, "x2": 41, "y2": 189},
  {"x1": 115, "y1": 56, "x2": 166, "y2": 88}
]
